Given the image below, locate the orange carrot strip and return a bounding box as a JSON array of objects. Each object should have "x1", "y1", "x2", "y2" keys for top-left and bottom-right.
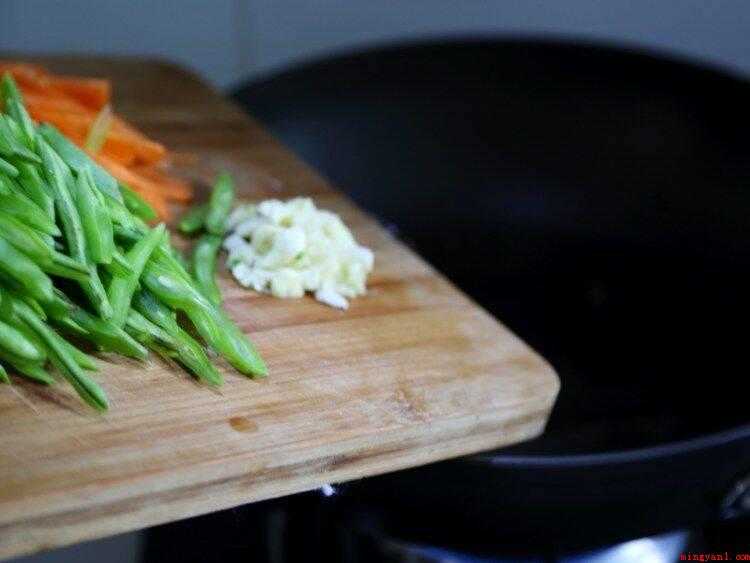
[
  {"x1": 27, "y1": 106, "x2": 162, "y2": 166},
  {"x1": 47, "y1": 76, "x2": 111, "y2": 111},
  {"x1": 131, "y1": 166, "x2": 193, "y2": 202},
  {"x1": 100, "y1": 138, "x2": 138, "y2": 166},
  {"x1": 76, "y1": 110, "x2": 167, "y2": 164},
  {"x1": 23, "y1": 92, "x2": 92, "y2": 114},
  {"x1": 28, "y1": 107, "x2": 91, "y2": 138},
  {"x1": 0, "y1": 62, "x2": 50, "y2": 88}
]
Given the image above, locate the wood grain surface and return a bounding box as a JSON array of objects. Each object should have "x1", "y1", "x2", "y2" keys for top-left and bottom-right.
[{"x1": 0, "y1": 57, "x2": 559, "y2": 560}]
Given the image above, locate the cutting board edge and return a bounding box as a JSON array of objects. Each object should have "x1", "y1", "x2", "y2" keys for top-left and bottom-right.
[{"x1": 0, "y1": 405, "x2": 551, "y2": 561}]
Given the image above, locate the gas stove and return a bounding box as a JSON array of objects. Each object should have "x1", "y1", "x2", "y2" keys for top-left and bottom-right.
[{"x1": 13, "y1": 490, "x2": 750, "y2": 563}]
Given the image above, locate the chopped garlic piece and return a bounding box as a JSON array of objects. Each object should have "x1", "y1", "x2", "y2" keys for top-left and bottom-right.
[{"x1": 224, "y1": 198, "x2": 374, "y2": 308}]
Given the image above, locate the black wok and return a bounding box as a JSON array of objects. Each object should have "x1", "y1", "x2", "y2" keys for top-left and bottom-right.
[{"x1": 232, "y1": 38, "x2": 750, "y2": 550}]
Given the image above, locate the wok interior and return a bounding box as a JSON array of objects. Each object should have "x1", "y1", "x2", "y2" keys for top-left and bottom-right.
[{"x1": 237, "y1": 40, "x2": 750, "y2": 454}]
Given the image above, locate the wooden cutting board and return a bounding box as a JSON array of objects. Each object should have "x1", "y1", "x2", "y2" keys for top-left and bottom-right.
[{"x1": 0, "y1": 57, "x2": 559, "y2": 560}]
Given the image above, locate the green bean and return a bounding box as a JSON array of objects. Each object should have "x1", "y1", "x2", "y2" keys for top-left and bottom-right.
[
  {"x1": 1, "y1": 74, "x2": 35, "y2": 148},
  {"x1": 192, "y1": 234, "x2": 222, "y2": 305},
  {"x1": 108, "y1": 223, "x2": 165, "y2": 326},
  {"x1": 105, "y1": 194, "x2": 140, "y2": 231},
  {"x1": 0, "y1": 191, "x2": 60, "y2": 236},
  {"x1": 76, "y1": 251, "x2": 113, "y2": 320},
  {"x1": 68, "y1": 306, "x2": 147, "y2": 360},
  {"x1": 54, "y1": 315, "x2": 89, "y2": 340},
  {"x1": 41, "y1": 262, "x2": 91, "y2": 284},
  {"x1": 0, "y1": 362, "x2": 8, "y2": 384},
  {"x1": 142, "y1": 255, "x2": 266, "y2": 376},
  {"x1": 178, "y1": 204, "x2": 207, "y2": 234},
  {"x1": 14, "y1": 293, "x2": 47, "y2": 321},
  {"x1": 74, "y1": 167, "x2": 112, "y2": 264},
  {"x1": 0, "y1": 211, "x2": 88, "y2": 279},
  {"x1": 131, "y1": 289, "x2": 180, "y2": 334},
  {"x1": 16, "y1": 162, "x2": 54, "y2": 220},
  {"x1": 38, "y1": 139, "x2": 112, "y2": 318},
  {"x1": 0, "y1": 174, "x2": 10, "y2": 195},
  {"x1": 112, "y1": 234, "x2": 193, "y2": 284},
  {"x1": 120, "y1": 182, "x2": 157, "y2": 221},
  {"x1": 0, "y1": 237, "x2": 55, "y2": 304},
  {"x1": 0, "y1": 317, "x2": 46, "y2": 362},
  {"x1": 205, "y1": 172, "x2": 235, "y2": 235},
  {"x1": 0, "y1": 156, "x2": 18, "y2": 177},
  {"x1": 151, "y1": 337, "x2": 222, "y2": 386},
  {"x1": 132, "y1": 290, "x2": 222, "y2": 385},
  {"x1": 0, "y1": 212, "x2": 52, "y2": 258},
  {"x1": 59, "y1": 338, "x2": 98, "y2": 371},
  {"x1": 113, "y1": 224, "x2": 142, "y2": 245},
  {"x1": 37, "y1": 124, "x2": 122, "y2": 202},
  {"x1": 1, "y1": 313, "x2": 49, "y2": 364},
  {"x1": 11, "y1": 296, "x2": 108, "y2": 410},
  {"x1": 103, "y1": 250, "x2": 133, "y2": 278},
  {"x1": 90, "y1": 172, "x2": 115, "y2": 262},
  {"x1": 0, "y1": 350, "x2": 53, "y2": 385},
  {"x1": 38, "y1": 139, "x2": 86, "y2": 259},
  {"x1": 124, "y1": 308, "x2": 178, "y2": 350},
  {"x1": 0, "y1": 116, "x2": 40, "y2": 164}
]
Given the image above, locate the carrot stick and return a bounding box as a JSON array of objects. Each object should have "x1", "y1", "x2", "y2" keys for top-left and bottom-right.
[
  {"x1": 0, "y1": 62, "x2": 50, "y2": 88},
  {"x1": 28, "y1": 106, "x2": 164, "y2": 165},
  {"x1": 47, "y1": 76, "x2": 110, "y2": 110},
  {"x1": 23, "y1": 92, "x2": 91, "y2": 114},
  {"x1": 131, "y1": 166, "x2": 193, "y2": 202},
  {"x1": 28, "y1": 108, "x2": 91, "y2": 138},
  {"x1": 101, "y1": 138, "x2": 138, "y2": 166}
]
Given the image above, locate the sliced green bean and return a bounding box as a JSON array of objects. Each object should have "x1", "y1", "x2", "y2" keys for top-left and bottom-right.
[
  {"x1": 103, "y1": 250, "x2": 133, "y2": 278},
  {"x1": 0, "y1": 191, "x2": 60, "y2": 236},
  {"x1": 0, "y1": 317, "x2": 46, "y2": 362},
  {"x1": 142, "y1": 255, "x2": 266, "y2": 377},
  {"x1": 0, "y1": 211, "x2": 88, "y2": 280},
  {"x1": 120, "y1": 182, "x2": 157, "y2": 222},
  {"x1": 12, "y1": 297, "x2": 108, "y2": 410},
  {"x1": 90, "y1": 172, "x2": 115, "y2": 262},
  {"x1": 0, "y1": 237, "x2": 55, "y2": 304},
  {"x1": 38, "y1": 139, "x2": 112, "y2": 318},
  {"x1": 0, "y1": 156, "x2": 18, "y2": 177},
  {"x1": 178, "y1": 204, "x2": 207, "y2": 234},
  {"x1": 74, "y1": 167, "x2": 112, "y2": 264},
  {"x1": 16, "y1": 162, "x2": 54, "y2": 220},
  {"x1": 124, "y1": 308, "x2": 178, "y2": 350},
  {"x1": 132, "y1": 290, "x2": 222, "y2": 385},
  {"x1": 38, "y1": 139, "x2": 86, "y2": 259},
  {"x1": 37, "y1": 124, "x2": 122, "y2": 201},
  {"x1": 0, "y1": 350, "x2": 53, "y2": 385},
  {"x1": 205, "y1": 172, "x2": 235, "y2": 235},
  {"x1": 1, "y1": 74, "x2": 36, "y2": 148},
  {"x1": 108, "y1": 223, "x2": 165, "y2": 326},
  {"x1": 0, "y1": 116, "x2": 39, "y2": 163},
  {"x1": 59, "y1": 338, "x2": 98, "y2": 371},
  {"x1": 68, "y1": 306, "x2": 147, "y2": 360},
  {"x1": 192, "y1": 234, "x2": 222, "y2": 305}
]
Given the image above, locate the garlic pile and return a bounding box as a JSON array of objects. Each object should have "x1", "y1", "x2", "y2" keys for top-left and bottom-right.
[{"x1": 223, "y1": 198, "x2": 374, "y2": 309}]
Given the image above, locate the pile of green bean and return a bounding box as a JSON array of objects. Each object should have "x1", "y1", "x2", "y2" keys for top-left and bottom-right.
[{"x1": 0, "y1": 74, "x2": 266, "y2": 410}]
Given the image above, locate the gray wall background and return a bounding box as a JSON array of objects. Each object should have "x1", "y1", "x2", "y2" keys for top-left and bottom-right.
[{"x1": 1, "y1": 1, "x2": 750, "y2": 89}]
